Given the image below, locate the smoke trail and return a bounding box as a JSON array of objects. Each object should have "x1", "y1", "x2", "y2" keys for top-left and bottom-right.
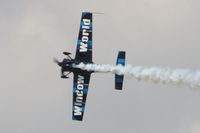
[{"x1": 74, "y1": 63, "x2": 200, "y2": 88}]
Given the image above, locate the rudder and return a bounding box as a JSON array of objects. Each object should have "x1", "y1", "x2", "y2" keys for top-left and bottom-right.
[{"x1": 115, "y1": 51, "x2": 126, "y2": 90}]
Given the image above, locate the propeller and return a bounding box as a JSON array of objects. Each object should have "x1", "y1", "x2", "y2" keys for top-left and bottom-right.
[
  {"x1": 53, "y1": 58, "x2": 59, "y2": 64},
  {"x1": 53, "y1": 58, "x2": 62, "y2": 67}
]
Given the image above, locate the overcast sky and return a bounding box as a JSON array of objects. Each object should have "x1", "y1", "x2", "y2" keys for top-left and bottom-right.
[{"x1": 1, "y1": 0, "x2": 200, "y2": 133}]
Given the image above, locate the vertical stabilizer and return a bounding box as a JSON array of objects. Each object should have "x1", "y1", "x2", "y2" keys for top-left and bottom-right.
[{"x1": 115, "y1": 51, "x2": 126, "y2": 90}]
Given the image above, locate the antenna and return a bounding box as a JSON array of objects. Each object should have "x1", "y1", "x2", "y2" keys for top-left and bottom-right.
[
  {"x1": 92, "y1": 12, "x2": 104, "y2": 15},
  {"x1": 83, "y1": 11, "x2": 104, "y2": 15}
]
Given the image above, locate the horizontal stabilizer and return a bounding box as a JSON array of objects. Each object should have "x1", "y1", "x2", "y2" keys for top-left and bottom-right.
[{"x1": 115, "y1": 51, "x2": 126, "y2": 90}]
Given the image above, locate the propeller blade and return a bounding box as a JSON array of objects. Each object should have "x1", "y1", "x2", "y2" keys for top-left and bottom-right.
[{"x1": 53, "y1": 58, "x2": 59, "y2": 64}]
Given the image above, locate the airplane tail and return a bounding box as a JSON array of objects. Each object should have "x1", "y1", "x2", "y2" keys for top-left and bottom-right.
[{"x1": 115, "y1": 51, "x2": 126, "y2": 90}]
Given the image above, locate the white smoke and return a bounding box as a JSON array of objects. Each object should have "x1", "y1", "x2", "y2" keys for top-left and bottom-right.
[{"x1": 74, "y1": 63, "x2": 200, "y2": 88}]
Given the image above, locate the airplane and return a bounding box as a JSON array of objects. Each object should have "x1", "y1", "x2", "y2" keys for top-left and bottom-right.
[{"x1": 54, "y1": 12, "x2": 126, "y2": 121}]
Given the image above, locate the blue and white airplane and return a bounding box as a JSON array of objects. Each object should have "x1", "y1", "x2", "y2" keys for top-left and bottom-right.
[{"x1": 54, "y1": 12, "x2": 126, "y2": 121}]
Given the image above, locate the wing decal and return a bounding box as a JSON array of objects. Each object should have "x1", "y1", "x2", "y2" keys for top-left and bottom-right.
[
  {"x1": 75, "y1": 12, "x2": 93, "y2": 63},
  {"x1": 72, "y1": 72, "x2": 91, "y2": 121}
]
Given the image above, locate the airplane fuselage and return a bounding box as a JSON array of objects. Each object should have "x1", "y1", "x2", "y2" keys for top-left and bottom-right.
[
  {"x1": 60, "y1": 58, "x2": 93, "y2": 75},
  {"x1": 55, "y1": 12, "x2": 126, "y2": 121}
]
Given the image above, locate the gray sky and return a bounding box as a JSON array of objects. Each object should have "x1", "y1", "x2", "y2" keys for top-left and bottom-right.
[{"x1": 1, "y1": 0, "x2": 200, "y2": 133}]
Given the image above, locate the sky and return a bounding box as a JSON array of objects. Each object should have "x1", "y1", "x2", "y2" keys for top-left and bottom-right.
[{"x1": 1, "y1": 0, "x2": 200, "y2": 133}]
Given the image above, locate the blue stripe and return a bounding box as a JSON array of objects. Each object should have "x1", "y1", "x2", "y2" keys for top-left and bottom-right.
[
  {"x1": 117, "y1": 58, "x2": 125, "y2": 65},
  {"x1": 77, "y1": 40, "x2": 92, "y2": 50},
  {"x1": 73, "y1": 84, "x2": 89, "y2": 94}
]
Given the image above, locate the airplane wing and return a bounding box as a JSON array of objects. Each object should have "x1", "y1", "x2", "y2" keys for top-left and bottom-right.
[
  {"x1": 72, "y1": 72, "x2": 91, "y2": 121},
  {"x1": 75, "y1": 12, "x2": 93, "y2": 63}
]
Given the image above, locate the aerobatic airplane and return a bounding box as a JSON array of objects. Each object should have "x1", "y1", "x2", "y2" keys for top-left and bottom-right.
[{"x1": 54, "y1": 12, "x2": 126, "y2": 121}]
